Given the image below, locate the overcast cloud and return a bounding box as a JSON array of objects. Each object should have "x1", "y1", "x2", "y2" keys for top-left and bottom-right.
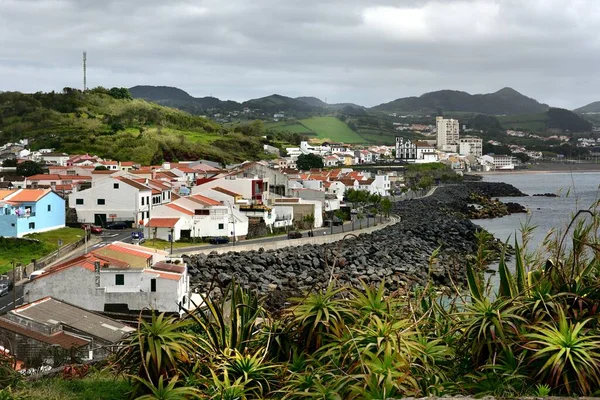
[{"x1": 1, "y1": 0, "x2": 598, "y2": 108}]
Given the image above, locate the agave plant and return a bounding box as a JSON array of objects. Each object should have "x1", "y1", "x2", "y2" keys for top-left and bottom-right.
[
  {"x1": 187, "y1": 280, "x2": 263, "y2": 355},
  {"x1": 218, "y1": 348, "x2": 281, "y2": 397},
  {"x1": 286, "y1": 284, "x2": 353, "y2": 351},
  {"x1": 112, "y1": 312, "x2": 197, "y2": 397},
  {"x1": 134, "y1": 375, "x2": 201, "y2": 400},
  {"x1": 458, "y1": 295, "x2": 525, "y2": 366},
  {"x1": 526, "y1": 308, "x2": 600, "y2": 395}
]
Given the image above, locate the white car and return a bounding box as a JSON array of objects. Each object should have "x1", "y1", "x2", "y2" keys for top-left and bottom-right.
[{"x1": 0, "y1": 284, "x2": 8, "y2": 297}]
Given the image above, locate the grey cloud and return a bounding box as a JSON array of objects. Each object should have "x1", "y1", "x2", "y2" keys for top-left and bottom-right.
[{"x1": 1, "y1": 0, "x2": 599, "y2": 108}]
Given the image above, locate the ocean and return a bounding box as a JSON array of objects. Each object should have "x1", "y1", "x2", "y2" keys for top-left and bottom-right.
[{"x1": 474, "y1": 172, "x2": 600, "y2": 253}]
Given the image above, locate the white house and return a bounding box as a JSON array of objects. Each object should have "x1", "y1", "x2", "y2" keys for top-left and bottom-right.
[
  {"x1": 70, "y1": 177, "x2": 153, "y2": 227},
  {"x1": 39, "y1": 152, "x2": 70, "y2": 166},
  {"x1": 24, "y1": 243, "x2": 190, "y2": 314},
  {"x1": 146, "y1": 193, "x2": 249, "y2": 242},
  {"x1": 192, "y1": 176, "x2": 269, "y2": 205},
  {"x1": 480, "y1": 155, "x2": 518, "y2": 170},
  {"x1": 323, "y1": 155, "x2": 340, "y2": 167},
  {"x1": 273, "y1": 198, "x2": 323, "y2": 228}
]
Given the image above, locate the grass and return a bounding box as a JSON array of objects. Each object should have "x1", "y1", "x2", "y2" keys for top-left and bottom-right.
[
  {"x1": 0, "y1": 227, "x2": 84, "y2": 274},
  {"x1": 267, "y1": 117, "x2": 365, "y2": 143},
  {"x1": 497, "y1": 112, "x2": 549, "y2": 132},
  {"x1": 141, "y1": 239, "x2": 208, "y2": 251},
  {"x1": 15, "y1": 370, "x2": 131, "y2": 400}
]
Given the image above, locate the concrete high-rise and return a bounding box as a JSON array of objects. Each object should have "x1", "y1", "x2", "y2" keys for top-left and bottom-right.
[{"x1": 436, "y1": 116, "x2": 459, "y2": 151}]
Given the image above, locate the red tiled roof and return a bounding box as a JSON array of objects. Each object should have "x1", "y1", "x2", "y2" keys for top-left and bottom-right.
[
  {"x1": 6, "y1": 189, "x2": 50, "y2": 202},
  {"x1": 211, "y1": 187, "x2": 241, "y2": 197},
  {"x1": 195, "y1": 177, "x2": 217, "y2": 186},
  {"x1": 144, "y1": 269, "x2": 181, "y2": 281},
  {"x1": 190, "y1": 194, "x2": 221, "y2": 206},
  {"x1": 120, "y1": 161, "x2": 136, "y2": 167},
  {"x1": 117, "y1": 177, "x2": 151, "y2": 191},
  {"x1": 0, "y1": 318, "x2": 88, "y2": 349},
  {"x1": 174, "y1": 167, "x2": 196, "y2": 173},
  {"x1": 166, "y1": 203, "x2": 193, "y2": 215},
  {"x1": 91, "y1": 170, "x2": 115, "y2": 175},
  {"x1": 152, "y1": 262, "x2": 186, "y2": 274},
  {"x1": 145, "y1": 218, "x2": 180, "y2": 228},
  {"x1": 152, "y1": 189, "x2": 161, "y2": 195}
]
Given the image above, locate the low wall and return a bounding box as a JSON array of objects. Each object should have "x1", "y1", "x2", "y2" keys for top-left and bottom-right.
[
  {"x1": 7, "y1": 233, "x2": 90, "y2": 282},
  {"x1": 183, "y1": 216, "x2": 400, "y2": 256}
]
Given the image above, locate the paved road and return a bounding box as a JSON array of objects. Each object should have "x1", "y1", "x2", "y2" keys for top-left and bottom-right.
[
  {"x1": 172, "y1": 216, "x2": 383, "y2": 254},
  {"x1": 0, "y1": 285, "x2": 24, "y2": 313}
]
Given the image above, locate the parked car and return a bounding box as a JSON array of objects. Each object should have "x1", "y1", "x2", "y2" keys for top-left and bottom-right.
[
  {"x1": 208, "y1": 236, "x2": 230, "y2": 245},
  {"x1": 0, "y1": 284, "x2": 8, "y2": 297},
  {"x1": 131, "y1": 231, "x2": 145, "y2": 244},
  {"x1": 81, "y1": 224, "x2": 103, "y2": 234},
  {"x1": 324, "y1": 217, "x2": 343, "y2": 227},
  {"x1": 288, "y1": 231, "x2": 303, "y2": 239},
  {"x1": 0, "y1": 278, "x2": 13, "y2": 291},
  {"x1": 106, "y1": 221, "x2": 129, "y2": 230}
]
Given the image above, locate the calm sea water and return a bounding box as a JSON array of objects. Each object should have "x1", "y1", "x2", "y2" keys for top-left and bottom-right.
[{"x1": 474, "y1": 172, "x2": 600, "y2": 252}]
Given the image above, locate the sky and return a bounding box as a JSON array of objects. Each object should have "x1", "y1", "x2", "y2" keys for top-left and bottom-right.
[{"x1": 1, "y1": 0, "x2": 599, "y2": 108}]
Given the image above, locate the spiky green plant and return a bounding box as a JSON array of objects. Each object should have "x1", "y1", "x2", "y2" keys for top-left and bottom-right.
[
  {"x1": 526, "y1": 309, "x2": 600, "y2": 395},
  {"x1": 112, "y1": 312, "x2": 197, "y2": 398},
  {"x1": 187, "y1": 280, "x2": 263, "y2": 355},
  {"x1": 286, "y1": 284, "x2": 353, "y2": 351},
  {"x1": 134, "y1": 375, "x2": 201, "y2": 400}
]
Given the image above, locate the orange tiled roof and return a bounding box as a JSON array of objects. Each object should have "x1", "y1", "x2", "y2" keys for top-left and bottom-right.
[
  {"x1": 211, "y1": 187, "x2": 241, "y2": 197},
  {"x1": 144, "y1": 269, "x2": 181, "y2": 281},
  {"x1": 0, "y1": 190, "x2": 17, "y2": 200},
  {"x1": 166, "y1": 203, "x2": 194, "y2": 215},
  {"x1": 96, "y1": 243, "x2": 154, "y2": 259},
  {"x1": 7, "y1": 189, "x2": 50, "y2": 202},
  {"x1": 190, "y1": 194, "x2": 222, "y2": 206},
  {"x1": 145, "y1": 218, "x2": 180, "y2": 228}
]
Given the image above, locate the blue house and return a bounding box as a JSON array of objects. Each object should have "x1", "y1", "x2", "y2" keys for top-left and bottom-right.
[{"x1": 0, "y1": 189, "x2": 65, "y2": 237}]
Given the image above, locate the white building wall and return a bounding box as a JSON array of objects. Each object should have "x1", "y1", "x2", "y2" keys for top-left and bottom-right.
[
  {"x1": 70, "y1": 178, "x2": 151, "y2": 224},
  {"x1": 436, "y1": 117, "x2": 460, "y2": 148}
]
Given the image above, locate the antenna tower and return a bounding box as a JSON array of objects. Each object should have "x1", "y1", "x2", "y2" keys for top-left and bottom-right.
[{"x1": 83, "y1": 51, "x2": 87, "y2": 92}]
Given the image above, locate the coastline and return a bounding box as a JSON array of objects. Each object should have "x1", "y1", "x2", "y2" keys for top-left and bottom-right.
[{"x1": 471, "y1": 162, "x2": 600, "y2": 175}]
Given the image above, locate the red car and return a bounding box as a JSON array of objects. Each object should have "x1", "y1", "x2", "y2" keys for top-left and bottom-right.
[{"x1": 82, "y1": 224, "x2": 103, "y2": 234}]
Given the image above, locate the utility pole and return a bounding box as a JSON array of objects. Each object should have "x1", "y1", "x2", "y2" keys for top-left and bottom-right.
[
  {"x1": 12, "y1": 260, "x2": 16, "y2": 308},
  {"x1": 84, "y1": 226, "x2": 88, "y2": 254},
  {"x1": 83, "y1": 51, "x2": 87, "y2": 92},
  {"x1": 170, "y1": 228, "x2": 174, "y2": 255}
]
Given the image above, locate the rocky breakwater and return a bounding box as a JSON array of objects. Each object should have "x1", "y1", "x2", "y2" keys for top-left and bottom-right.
[
  {"x1": 463, "y1": 181, "x2": 528, "y2": 218},
  {"x1": 184, "y1": 183, "x2": 523, "y2": 304}
]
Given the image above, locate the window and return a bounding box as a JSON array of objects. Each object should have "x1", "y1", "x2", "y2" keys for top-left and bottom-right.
[
  {"x1": 75, "y1": 199, "x2": 84, "y2": 205},
  {"x1": 28, "y1": 222, "x2": 35, "y2": 229},
  {"x1": 47, "y1": 204, "x2": 51, "y2": 212},
  {"x1": 162, "y1": 193, "x2": 165, "y2": 200},
  {"x1": 115, "y1": 274, "x2": 124, "y2": 286},
  {"x1": 113, "y1": 183, "x2": 119, "y2": 189},
  {"x1": 97, "y1": 199, "x2": 105, "y2": 205},
  {"x1": 218, "y1": 223, "x2": 224, "y2": 230},
  {"x1": 150, "y1": 279, "x2": 156, "y2": 292},
  {"x1": 194, "y1": 209, "x2": 209, "y2": 216},
  {"x1": 141, "y1": 197, "x2": 144, "y2": 205}
]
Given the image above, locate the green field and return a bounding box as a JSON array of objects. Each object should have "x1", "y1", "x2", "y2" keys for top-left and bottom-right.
[
  {"x1": 0, "y1": 227, "x2": 85, "y2": 273},
  {"x1": 267, "y1": 116, "x2": 365, "y2": 143},
  {"x1": 497, "y1": 113, "x2": 549, "y2": 132}
]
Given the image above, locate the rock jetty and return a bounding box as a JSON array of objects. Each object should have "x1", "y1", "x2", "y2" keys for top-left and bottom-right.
[{"x1": 184, "y1": 182, "x2": 526, "y2": 305}]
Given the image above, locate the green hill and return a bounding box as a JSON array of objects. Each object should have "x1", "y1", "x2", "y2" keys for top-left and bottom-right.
[
  {"x1": 129, "y1": 85, "x2": 241, "y2": 114},
  {"x1": 0, "y1": 88, "x2": 270, "y2": 165},
  {"x1": 266, "y1": 116, "x2": 365, "y2": 143},
  {"x1": 372, "y1": 87, "x2": 549, "y2": 115},
  {"x1": 242, "y1": 94, "x2": 320, "y2": 114},
  {"x1": 574, "y1": 101, "x2": 600, "y2": 114},
  {"x1": 497, "y1": 107, "x2": 592, "y2": 133}
]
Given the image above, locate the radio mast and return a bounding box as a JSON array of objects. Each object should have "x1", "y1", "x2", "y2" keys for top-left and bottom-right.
[{"x1": 83, "y1": 51, "x2": 87, "y2": 92}]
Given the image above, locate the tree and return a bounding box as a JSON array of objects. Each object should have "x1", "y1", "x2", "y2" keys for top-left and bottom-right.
[
  {"x1": 94, "y1": 165, "x2": 108, "y2": 171},
  {"x1": 296, "y1": 154, "x2": 324, "y2": 171},
  {"x1": 1, "y1": 159, "x2": 17, "y2": 168},
  {"x1": 16, "y1": 160, "x2": 43, "y2": 177},
  {"x1": 381, "y1": 197, "x2": 392, "y2": 219},
  {"x1": 303, "y1": 214, "x2": 315, "y2": 236}
]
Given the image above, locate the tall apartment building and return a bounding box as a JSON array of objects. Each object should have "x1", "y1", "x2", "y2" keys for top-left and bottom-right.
[
  {"x1": 436, "y1": 116, "x2": 460, "y2": 151},
  {"x1": 458, "y1": 137, "x2": 483, "y2": 157}
]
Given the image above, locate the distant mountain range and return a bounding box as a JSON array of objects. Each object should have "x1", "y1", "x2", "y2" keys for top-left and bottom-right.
[
  {"x1": 129, "y1": 86, "x2": 366, "y2": 115},
  {"x1": 574, "y1": 101, "x2": 600, "y2": 114},
  {"x1": 130, "y1": 85, "x2": 552, "y2": 116},
  {"x1": 371, "y1": 87, "x2": 550, "y2": 115}
]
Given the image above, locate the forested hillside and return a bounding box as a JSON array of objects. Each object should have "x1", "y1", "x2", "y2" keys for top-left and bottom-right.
[{"x1": 0, "y1": 88, "x2": 275, "y2": 165}]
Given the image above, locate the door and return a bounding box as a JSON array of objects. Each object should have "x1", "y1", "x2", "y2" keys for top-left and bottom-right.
[{"x1": 94, "y1": 214, "x2": 107, "y2": 227}]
